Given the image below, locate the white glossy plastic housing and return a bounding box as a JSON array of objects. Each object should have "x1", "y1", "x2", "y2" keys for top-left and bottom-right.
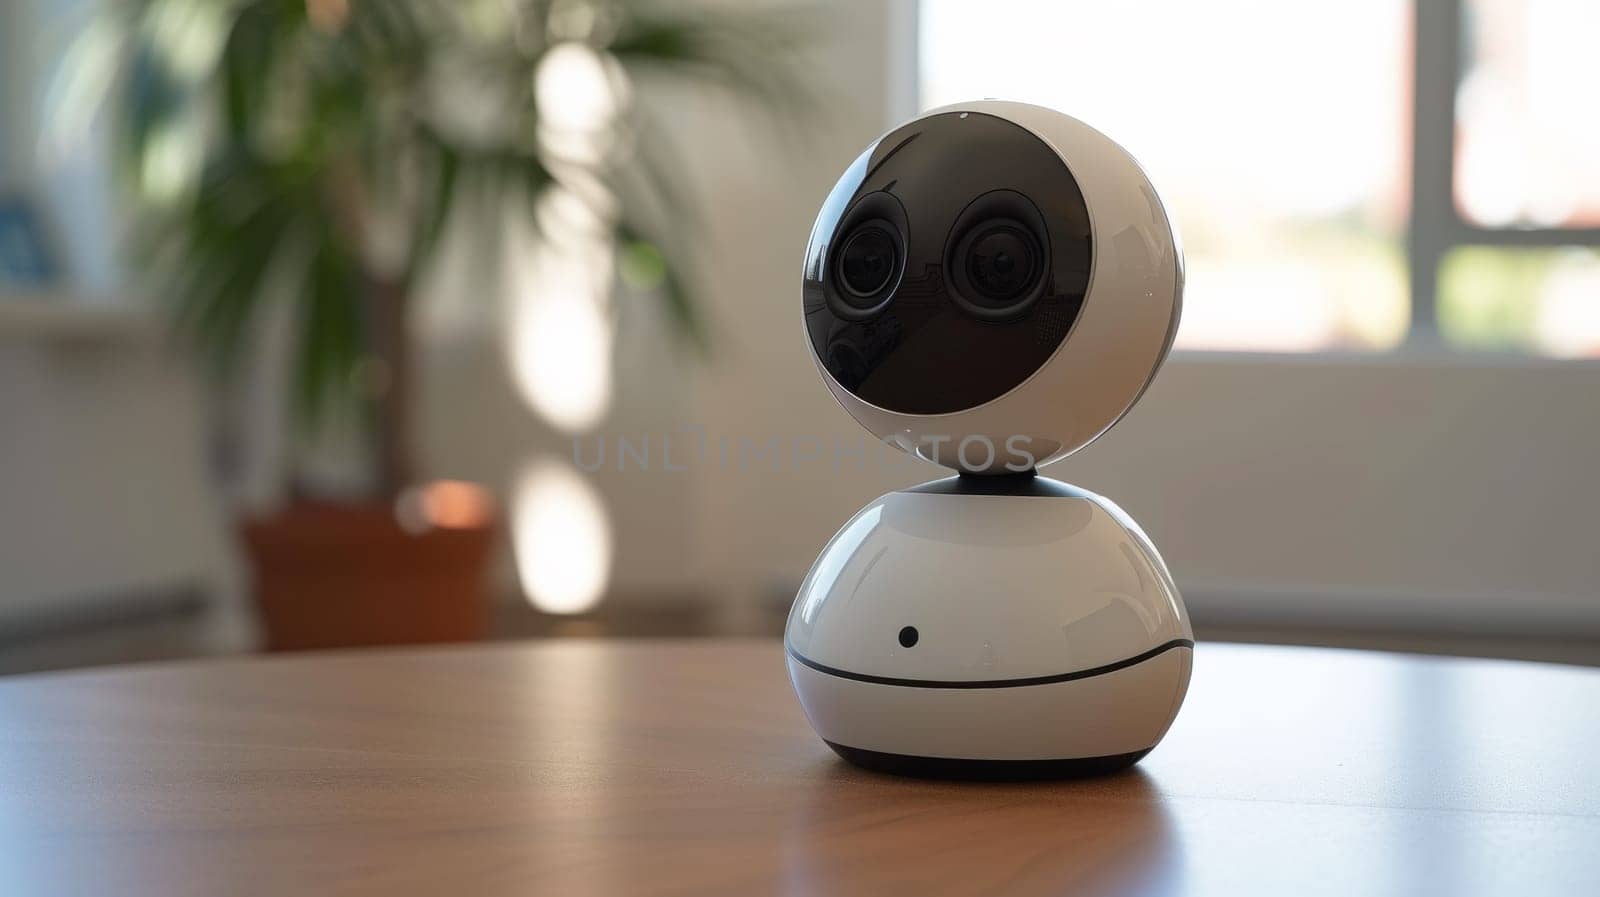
[
  {"x1": 785, "y1": 485, "x2": 1193, "y2": 762},
  {"x1": 807, "y1": 100, "x2": 1183, "y2": 472}
]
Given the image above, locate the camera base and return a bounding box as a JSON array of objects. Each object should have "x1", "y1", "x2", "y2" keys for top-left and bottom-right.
[
  {"x1": 785, "y1": 474, "x2": 1193, "y2": 779},
  {"x1": 825, "y1": 742, "x2": 1152, "y2": 782}
]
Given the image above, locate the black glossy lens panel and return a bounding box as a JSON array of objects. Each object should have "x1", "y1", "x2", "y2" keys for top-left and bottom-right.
[{"x1": 802, "y1": 111, "x2": 1092, "y2": 415}]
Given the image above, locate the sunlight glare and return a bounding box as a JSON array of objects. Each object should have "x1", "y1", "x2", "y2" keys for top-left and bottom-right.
[{"x1": 512, "y1": 458, "x2": 612, "y2": 615}]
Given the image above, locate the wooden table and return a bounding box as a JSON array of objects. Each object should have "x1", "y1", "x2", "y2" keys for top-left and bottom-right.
[{"x1": 1, "y1": 640, "x2": 1596, "y2": 896}]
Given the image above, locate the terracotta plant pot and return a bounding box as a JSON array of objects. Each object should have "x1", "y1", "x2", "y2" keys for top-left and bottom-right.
[{"x1": 242, "y1": 492, "x2": 496, "y2": 651}]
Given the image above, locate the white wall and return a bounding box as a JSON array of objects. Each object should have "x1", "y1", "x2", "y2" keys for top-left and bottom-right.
[
  {"x1": 417, "y1": 1, "x2": 909, "y2": 608},
  {"x1": 1032, "y1": 353, "x2": 1600, "y2": 635},
  {"x1": 1, "y1": 3, "x2": 227, "y2": 634},
  {"x1": 0, "y1": 306, "x2": 248, "y2": 645}
]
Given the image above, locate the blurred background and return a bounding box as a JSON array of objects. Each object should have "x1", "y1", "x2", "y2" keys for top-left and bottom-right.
[{"x1": 1, "y1": 0, "x2": 1597, "y2": 675}]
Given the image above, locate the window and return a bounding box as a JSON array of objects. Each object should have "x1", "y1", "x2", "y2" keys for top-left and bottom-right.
[
  {"x1": 1435, "y1": 0, "x2": 1600, "y2": 356},
  {"x1": 1456, "y1": 0, "x2": 1600, "y2": 229},
  {"x1": 920, "y1": 0, "x2": 1600, "y2": 356}
]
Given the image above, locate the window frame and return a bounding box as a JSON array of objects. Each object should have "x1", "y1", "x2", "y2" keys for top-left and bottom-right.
[
  {"x1": 909, "y1": 0, "x2": 1600, "y2": 354},
  {"x1": 1410, "y1": 0, "x2": 1600, "y2": 346}
]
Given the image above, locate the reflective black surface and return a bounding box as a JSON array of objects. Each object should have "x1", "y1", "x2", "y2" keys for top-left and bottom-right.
[
  {"x1": 802, "y1": 111, "x2": 1093, "y2": 415},
  {"x1": 902, "y1": 471, "x2": 1102, "y2": 498}
]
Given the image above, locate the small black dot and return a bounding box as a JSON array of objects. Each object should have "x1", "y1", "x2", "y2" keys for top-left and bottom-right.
[{"x1": 898, "y1": 626, "x2": 919, "y2": 648}]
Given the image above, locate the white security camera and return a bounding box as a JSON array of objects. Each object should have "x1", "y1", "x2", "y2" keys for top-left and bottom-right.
[{"x1": 786, "y1": 101, "x2": 1193, "y2": 779}]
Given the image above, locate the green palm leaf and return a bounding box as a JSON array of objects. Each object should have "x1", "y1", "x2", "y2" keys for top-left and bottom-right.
[{"x1": 60, "y1": 0, "x2": 811, "y2": 495}]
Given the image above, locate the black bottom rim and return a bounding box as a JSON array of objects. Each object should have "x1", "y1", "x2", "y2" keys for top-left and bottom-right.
[{"x1": 826, "y1": 742, "x2": 1152, "y2": 782}]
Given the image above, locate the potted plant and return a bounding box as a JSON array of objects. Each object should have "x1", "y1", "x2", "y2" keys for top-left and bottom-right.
[{"x1": 64, "y1": 0, "x2": 803, "y2": 649}]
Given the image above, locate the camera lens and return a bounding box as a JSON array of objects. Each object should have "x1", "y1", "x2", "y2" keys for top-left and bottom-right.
[
  {"x1": 964, "y1": 222, "x2": 1041, "y2": 303},
  {"x1": 837, "y1": 225, "x2": 899, "y2": 301},
  {"x1": 942, "y1": 193, "x2": 1053, "y2": 322}
]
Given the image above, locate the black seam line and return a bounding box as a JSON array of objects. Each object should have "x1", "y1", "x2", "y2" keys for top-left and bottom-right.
[{"x1": 786, "y1": 638, "x2": 1194, "y2": 690}]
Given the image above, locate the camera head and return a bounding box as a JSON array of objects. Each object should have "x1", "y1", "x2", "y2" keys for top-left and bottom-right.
[{"x1": 802, "y1": 101, "x2": 1183, "y2": 473}]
